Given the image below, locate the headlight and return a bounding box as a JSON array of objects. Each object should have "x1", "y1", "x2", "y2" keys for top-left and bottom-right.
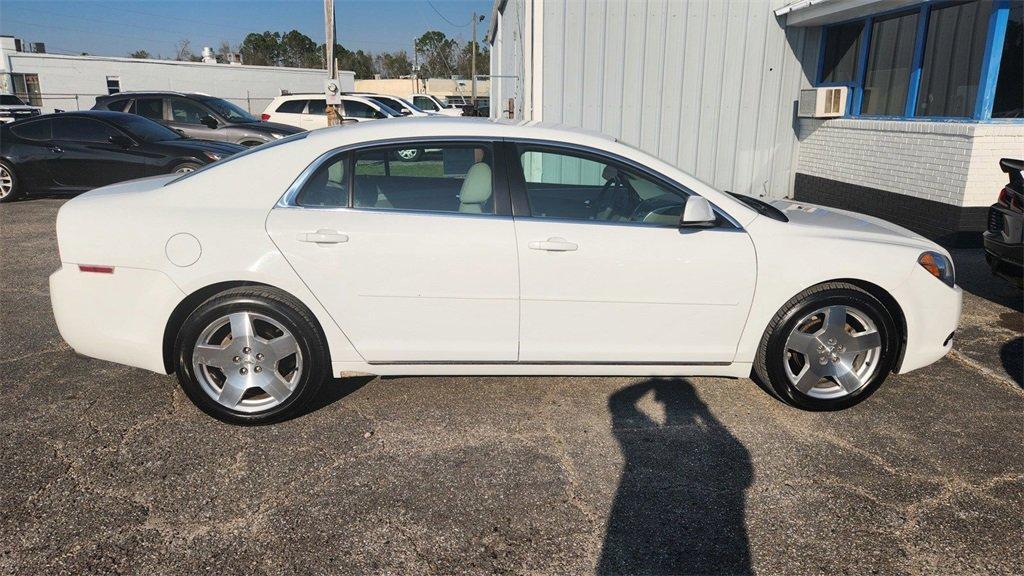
[
  {"x1": 202, "y1": 151, "x2": 222, "y2": 162},
  {"x1": 918, "y1": 251, "x2": 955, "y2": 287}
]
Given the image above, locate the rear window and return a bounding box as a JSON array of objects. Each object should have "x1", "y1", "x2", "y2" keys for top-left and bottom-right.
[
  {"x1": 129, "y1": 98, "x2": 164, "y2": 120},
  {"x1": 9, "y1": 118, "x2": 52, "y2": 140},
  {"x1": 275, "y1": 99, "x2": 307, "y2": 114}
]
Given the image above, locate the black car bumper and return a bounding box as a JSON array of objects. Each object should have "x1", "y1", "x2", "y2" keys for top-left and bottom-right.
[{"x1": 983, "y1": 233, "x2": 1023, "y2": 286}]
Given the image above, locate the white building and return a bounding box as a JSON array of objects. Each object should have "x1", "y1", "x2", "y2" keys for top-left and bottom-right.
[
  {"x1": 0, "y1": 36, "x2": 355, "y2": 115},
  {"x1": 487, "y1": 0, "x2": 1023, "y2": 245}
]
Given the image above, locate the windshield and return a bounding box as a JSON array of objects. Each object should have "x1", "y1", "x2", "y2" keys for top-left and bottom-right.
[
  {"x1": 115, "y1": 114, "x2": 183, "y2": 142},
  {"x1": 200, "y1": 97, "x2": 258, "y2": 123},
  {"x1": 0, "y1": 95, "x2": 27, "y2": 106},
  {"x1": 394, "y1": 97, "x2": 426, "y2": 113},
  {"x1": 367, "y1": 99, "x2": 403, "y2": 117}
]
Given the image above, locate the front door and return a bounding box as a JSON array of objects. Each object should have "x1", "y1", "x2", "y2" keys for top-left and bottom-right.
[
  {"x1": 510, "y1": 145, "x2": 757, "y2": 364},
  {"x1": 50, "y1": 116, "x2": 151, "y2": 189},
  {"x1": 166, "y1": 97, "x2": 223, "y2": 141},
  {"x1": 267, "y1": 140, "x2": 519, "y2": 362}
]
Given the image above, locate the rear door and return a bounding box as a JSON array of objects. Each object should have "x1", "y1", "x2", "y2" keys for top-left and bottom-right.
[
  {"x1": 301, "y1": 99, "x2": 328, "y2": 130},
  {"x1": 266, "y1": 140, "x2": 520, "y2": 362},
  {"x1": 5, "y1": 118, "x2": 58, "y2": 189},
  {"x1": 271, "y1": 98, "x2": 307, "y2": 128}
]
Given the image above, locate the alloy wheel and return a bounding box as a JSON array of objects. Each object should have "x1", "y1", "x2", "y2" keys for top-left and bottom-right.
[
  {"x1": 782, "y1": 305, "x2": 883, "y2": 399},
  {"x1": 0, "y1": 165, "x2": 13, "y2": 198},
  {"x1": 191, "y1": 311, "x2": 303, "y2": 413},
  {"x1": 174, "y1": 165, "x2": 196, "y2": 174}
]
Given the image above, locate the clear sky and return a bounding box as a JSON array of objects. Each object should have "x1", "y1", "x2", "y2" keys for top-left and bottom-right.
[{"x1": 0, "y1": 0, "x2": 493, "y2": 58}]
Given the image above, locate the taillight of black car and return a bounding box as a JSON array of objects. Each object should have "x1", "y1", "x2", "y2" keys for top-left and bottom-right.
[{"x1": 997, "y1": 186, "x2": 1023, "y2": 214}]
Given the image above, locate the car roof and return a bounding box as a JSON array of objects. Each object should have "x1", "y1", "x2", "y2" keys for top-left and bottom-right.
[
  {"x1": 14, "y1": 110, "x2": 131, "y2": 122},
  {"x1": 98, "y1": 91, "x2": 211, "y2": 99},
  {"x1": 301, "y1": 117, "x2": 617, "y2": 150}
]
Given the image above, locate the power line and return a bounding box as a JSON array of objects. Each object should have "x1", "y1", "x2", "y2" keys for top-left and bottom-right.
[{"x1": 426, "y1": 0, "x2": 471, "y2": 27}]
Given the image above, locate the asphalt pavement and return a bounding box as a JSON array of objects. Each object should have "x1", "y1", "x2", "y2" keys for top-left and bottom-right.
[{"x1": 2, "y1": 198, "x2": 1022, "y2": 575}]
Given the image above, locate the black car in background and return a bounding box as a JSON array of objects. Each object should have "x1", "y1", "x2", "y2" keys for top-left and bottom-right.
[
  {"x1": 984, "y1": 158, "x2": 1024, "y2": 288},
  {"x1": 0, "y1": 111, "x2": 244, "y2": 202},
  {"x1": 93, "y1": 91, "x2": 303, "y2": 147}
]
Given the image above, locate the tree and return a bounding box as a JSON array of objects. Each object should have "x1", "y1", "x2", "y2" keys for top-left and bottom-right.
[
  {"x1": 128, "y1": 49, "x2": 151, "y2": 59},
  {"x1": 338, "y1": 49, "x2": 375, "y2": 79},
  {"x1": 376, "y1": 50, "x2": 412, "y2": 78},
  {"x1": 239, "y1": 31, "x2": 281, "y2": 66},
  {"x1": 457, "y1": 40, "x2": 488, "y2": 78},
  {"x1": 215, "y1": 41, "x2": 234, "y2": 63},
  {"x1": 415, "y1": 31, "x2": 459, "y2": 78},
  {"x1": 280, "y1": 30, "x2": 322, "y2": 69},
  {"x1": 174, "y1": 39, "x2": 193, "y2": 62}
]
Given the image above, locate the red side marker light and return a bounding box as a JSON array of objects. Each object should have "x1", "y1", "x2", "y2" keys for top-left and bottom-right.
[
  {"x1": 260, "y1": 113, "x2": 271, "y2": 121},
  {"x1": 79, "y1": 265, "x2": 114, "y2": 274}
]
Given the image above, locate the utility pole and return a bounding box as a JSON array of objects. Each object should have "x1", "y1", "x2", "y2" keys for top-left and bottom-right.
[
  {"x1": 324, "y1": 0, "x2": 340, "y2": 126},
  {"x1": 471, "y1": 12, "x2": 477, "y2": 106}
]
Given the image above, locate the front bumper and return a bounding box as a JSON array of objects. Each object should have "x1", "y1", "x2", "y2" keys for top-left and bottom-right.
[
  {"x1": 891, "y1": 265, "x2": 963, "y2": 374},
  {"x1": 50, "y1": 265, "x2": 185, "y2": 374}
]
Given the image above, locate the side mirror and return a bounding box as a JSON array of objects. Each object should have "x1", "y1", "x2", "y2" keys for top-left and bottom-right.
[
  {"x1": 200, "y1": 115, "x2": 218, "y2": 129},
  {"x1": 679, "y1": 196, "x2": 716, "y2": 227},
  {"x1": 108, "y1": 134, "x2": 134, "y2": 148}
]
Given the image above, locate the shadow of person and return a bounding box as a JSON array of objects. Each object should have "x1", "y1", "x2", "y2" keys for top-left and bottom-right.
[
  {"x1": 598, "y1": 379, "x2": 753, "y2": 576},
  {"x1": 1001, "y1": 337, "x2": 1023, "y2": 388}
]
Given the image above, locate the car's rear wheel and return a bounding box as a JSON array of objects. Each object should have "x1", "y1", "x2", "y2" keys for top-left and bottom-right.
[
  {"x1": 174, "y1": 287, "x2": 328, "y2": 425},
  {"x1": 754, "y1": 282, "x2": 898, "y2": 410},
  {"x1": 0, "y1": 160, "x2": 21, "y2": 203},
  {"x1": 171, "y1": 162, "x2": 201, "y2": 174}
]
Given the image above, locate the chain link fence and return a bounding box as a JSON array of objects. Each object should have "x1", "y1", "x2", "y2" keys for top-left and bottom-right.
[{"x1": 14, "y1": 91, "x2": 274, "y2": 115}]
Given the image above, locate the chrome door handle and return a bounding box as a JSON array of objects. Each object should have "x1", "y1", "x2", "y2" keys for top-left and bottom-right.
[
  {"x1": 298, "y1": 229, "x2": 349, "y2": 244},
  {"x1": 528, "y1": 237, "x2": 578, "y2": 252}
]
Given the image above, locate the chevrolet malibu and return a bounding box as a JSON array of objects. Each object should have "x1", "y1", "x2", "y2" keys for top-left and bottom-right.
[{"x1": 49, "y1": 118, "x2": 962, "y2": 424}]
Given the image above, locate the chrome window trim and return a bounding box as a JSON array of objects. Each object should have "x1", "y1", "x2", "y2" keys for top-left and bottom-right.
[{"x1": 275, "y1": 135, "x2": 744, "y2": 231}]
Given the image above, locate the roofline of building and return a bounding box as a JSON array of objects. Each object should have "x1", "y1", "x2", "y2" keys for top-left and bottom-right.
[
  {"x1": 484, "y1": 0, "x2": 508, "y2": 45},
  {"x1": 1, "y1": 50, "x2": 355, "y2": 75},
  {"x1": 775, "y1": 0, "x2": 917, "y2": 26}
]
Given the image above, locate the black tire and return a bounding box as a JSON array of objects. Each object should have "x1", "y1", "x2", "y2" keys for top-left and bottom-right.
[
  {"x1": 393, "y1": 147, "x2": 422, "y2": 162},
  {"x1": 170, "y1": 162, "x2": 202, "y2": 175},
  {"x1": 174, "y1": 287, "x2": 329, "y2": 425},
  {"x1": 753, "y1": 282, "x2": 899, "y2": 411},
  {"x1": 0, "y1": 159, "x2": 22, "y2": 203}
]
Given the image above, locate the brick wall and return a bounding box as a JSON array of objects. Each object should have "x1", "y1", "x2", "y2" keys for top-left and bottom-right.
[{"x1": 794, "y1": 118, "x2": 1024, "y2": 246}]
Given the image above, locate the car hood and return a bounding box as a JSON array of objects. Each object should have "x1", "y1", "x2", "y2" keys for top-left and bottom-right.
[
  {"x1": 770, "y1": 199, "x2": 939, "y2": 250},
  {"x1": 156, "y1": 138, "x2": 246, "y2": 155},
  {"x1": 244, "y1": 120, "x2": 305, "y2": 134}
]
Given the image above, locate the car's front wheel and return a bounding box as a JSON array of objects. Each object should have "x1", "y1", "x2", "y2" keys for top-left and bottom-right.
[
  {"x1": 0, "y1": 160, "x2": 21, "y2": 203},
  {"x1": 174, "y1": 287, "x2": 329, "y2": 425},
  {"x1": 171, "y1": 162, "x2": 201, "y2": 174},
  {"x1": 754, "y1": 282, "x2": 898, "y2": 410}
]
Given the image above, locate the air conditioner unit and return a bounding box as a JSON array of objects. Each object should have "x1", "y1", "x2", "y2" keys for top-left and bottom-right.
[{"x1": 798, "y1": 87, "x2": 848, "y2": 118}]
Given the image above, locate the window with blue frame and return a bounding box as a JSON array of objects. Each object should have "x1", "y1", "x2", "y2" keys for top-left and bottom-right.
[
  {"x1": 817, "y1": 0, "x2": 1023, "y2": 120},
  {"x1": 916, "y1": 1, "x2": 993, "y2": 117},
  {"x1": 821, "y1": 21, "x2": 863, "y2": 83},
  {"x1": 992, "y1": 2, "x2": 1023, "y2": 118},
  {"x1": 861, "y1": 11, "x2": 919, "y2": 116}
]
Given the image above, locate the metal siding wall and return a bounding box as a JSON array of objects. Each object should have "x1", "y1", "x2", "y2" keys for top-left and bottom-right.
[{"x1": 535, "y1": 0, "x2": 813, "y2": 200}]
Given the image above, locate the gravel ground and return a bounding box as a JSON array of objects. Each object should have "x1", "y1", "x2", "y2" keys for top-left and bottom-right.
[{"x1": 2, "y1": 198, "x2": 1022, "y2": 576}]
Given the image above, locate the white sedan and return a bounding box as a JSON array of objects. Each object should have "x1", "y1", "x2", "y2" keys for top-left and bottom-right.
[{"x1": 50, "y1": 118, "x2": 961, "y2": 424}]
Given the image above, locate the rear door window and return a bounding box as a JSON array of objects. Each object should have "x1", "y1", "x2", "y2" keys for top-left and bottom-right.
[
  {"x1": 306, "y1": 99, "x2": 326, "y2": 115},
  {"x1": 9, "y1": 118, "x2": 52, "y2": 140},
  {"x1": 129, "y1": 98, "x2": 165, "y2": 120},
  {"x1": 352, "y1": 143, "x2": 495, "y2": 214},
  {"x1": 53, "y1": 117, "x2": 120, "y2": 143},
  {"x1": 276, "y1": 99, "x2": 307, "y2": 114}
]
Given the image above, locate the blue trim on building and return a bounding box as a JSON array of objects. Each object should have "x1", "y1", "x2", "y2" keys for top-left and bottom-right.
[
  {"x1": 904, "y1": 4, "x2": 930, "y2": 117},
  {"x1": 974, "y1": 1, "x2": 1011, "y2": 120},
  {"x1": 817, "y1": 0, "x2": 1022, "y2": 123}
]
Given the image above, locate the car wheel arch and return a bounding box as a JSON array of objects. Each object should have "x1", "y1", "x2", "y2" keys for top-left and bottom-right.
[
  {"x1": 161, "y1": 280, "x2": 330, "y2": 374},
  {"x1": 751, "y1": 277, "x2": 907, "y2": 377}
]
